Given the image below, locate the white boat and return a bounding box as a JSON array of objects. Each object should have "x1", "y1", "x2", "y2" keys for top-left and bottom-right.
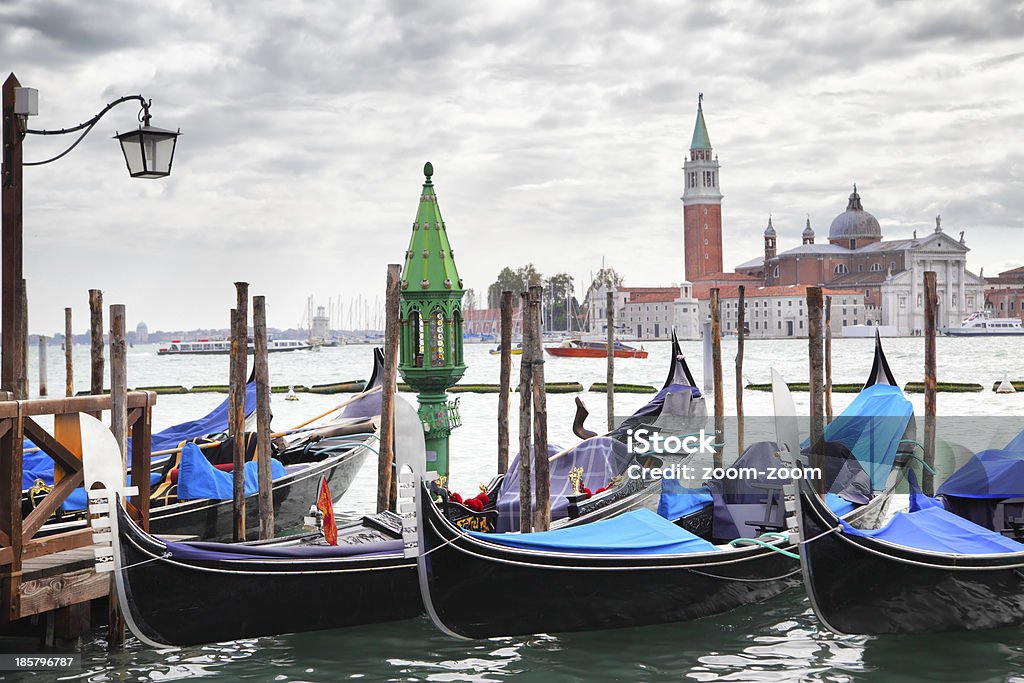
[
  {"x1": 157, "y1": 338, "x2": 311, "y2": 355},
  {"x1": 945, "y1": 311, "x2": 1024, "y2": 336}
]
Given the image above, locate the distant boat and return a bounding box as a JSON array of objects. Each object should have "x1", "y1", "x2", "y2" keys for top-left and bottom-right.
[
  {"x1": 488, "y1": 344, "x2": 524, "y2": 356},
  {"x1": 545, "y1": 339, "x2": 648, "y2": 359},
  {"x1": 158, "y1": 338, "x2": 311, "y2": 355},
  {"x1": 945, "y1": 311, "x2": 1024, "y2": 336}
]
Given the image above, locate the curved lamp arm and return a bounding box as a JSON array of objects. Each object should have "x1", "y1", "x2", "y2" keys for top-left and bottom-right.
[{"x1": 23, "y1": 95, "x2": 153, "y2": 167}]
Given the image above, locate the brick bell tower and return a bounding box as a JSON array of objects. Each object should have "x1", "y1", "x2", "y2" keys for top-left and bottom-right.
[{"x1": 682, "y1": 93, "x2": 724, "y2": 282}]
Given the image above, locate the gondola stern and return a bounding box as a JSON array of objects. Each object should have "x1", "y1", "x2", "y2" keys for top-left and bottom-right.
[
  {"x1": 664, "y1": 330, "x2": 699, "y2": 392},
  {"x1": 864, "y1": 330, "x2": 898, "y2": 388}
]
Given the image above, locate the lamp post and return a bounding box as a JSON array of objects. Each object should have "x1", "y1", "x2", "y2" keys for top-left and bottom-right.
[{"x1": 1, "y1": 72, "x2": 179, "y2": 397}]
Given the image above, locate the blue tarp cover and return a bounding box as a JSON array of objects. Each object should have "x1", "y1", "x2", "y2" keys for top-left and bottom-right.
[
  {"x1": 825, "y1": 493, "x2": 857, "y2": 517},
  {"x1": 177, "y1": 442, "x2": 285, "y2": 500},
  {"x1": 840, "y1": 506, "x2": 1024, "y2": 554},
  {"x1": 938, "y1": 449, "x2": 1024, "y2": 499},
  {"x1": 821, "y1": 384, "x2": 913, "y2": 490},
  {"x1": 61, "y1": 472, "x2": 163, "y2": 512},
  {"x1": 470, "y1": 508, "x2": 718, "y2": 555},
  {"x1": 657, "y1": 479, "x2": 713, "y2": 520}
]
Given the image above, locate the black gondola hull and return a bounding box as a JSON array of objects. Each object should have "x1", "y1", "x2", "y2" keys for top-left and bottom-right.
[
  {"x1": 114, "y1": 506, "x2": 419, "y2": 646},
  {"x1": 418, "y1": 483, "x2": 799, "y2": 639},
  {"x1": 796, "y1": 479, "x2": 1024, "y2": 634}
]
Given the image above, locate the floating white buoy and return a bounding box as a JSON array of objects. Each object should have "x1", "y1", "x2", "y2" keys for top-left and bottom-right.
[
  {"x1": 285, "y1": 385, "x2": 300, "y2": 401},
  {"x1": 996, "y1": 375, "x2": 1017, "y2": 394}
]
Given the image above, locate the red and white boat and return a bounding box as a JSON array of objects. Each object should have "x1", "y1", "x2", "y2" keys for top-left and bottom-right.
[{"x1": 545, "y1": 339, "x2": 648, "y2": 359}]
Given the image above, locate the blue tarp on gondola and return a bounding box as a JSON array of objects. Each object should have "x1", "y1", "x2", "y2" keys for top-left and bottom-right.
[
  {"x1": 657, "y1": 478, "x2": 713, "y2": 520},
  {"x1": 19, "y1": 381, "x2": 257, "y2": 490},
  {"x1": 937, "y1": 449, "x2": 1024, "y2": 499},
  {"x1": 177, "y1": 442, "x2": 284, "y2": 500},
  {"x1": 820, "y1": 384, "x2": 913, "y2": 490},
  {"x1": 470, "y1": 508, "x2": 718, "y2": 555}
]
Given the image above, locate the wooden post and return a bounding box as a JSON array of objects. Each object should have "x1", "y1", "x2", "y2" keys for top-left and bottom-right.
[
  {"x1": 923, "y1": 271, "x2": 938, "y2": 496},
  {"x1": 37, "y1": 335, "x2": 47, "y2": 397},
  {"x1": 710, "y1": 288, "x2": 724, "y2": 468},
  {"x1": 107, "y1": 303, "x2": 127, "y2": 648},
  {"x1": 252, "y1": 295, "x2": 275, "y2": 538},
  {"x1": 529, "y1": 286, "x2": 550, "y2": 531},
  {"x1": 497, "y1": 290, "x2": 513, "y2": 474},
  {"x1": 518, "y1": 291, "x2": 533, "y2": 533},
  {"x1": 88, "y1": 289, "x2": 103, "y2": 417},
  {"x1": 606, "y1": 291, "x2": 614, "y2": 432},
  {"x1": 735, "y1": 285, "x2": 745, "y2": 454},
  {"x1": 16, "y1": 280, "x2": 27, "y2": 400},
  {"x1": 825, "y1": 295, "x2": 833, "y2": 423},
  {"x1": 377, "y1": 265, "x2": 401, "y2": 513},
  {"x1": 1, "y1": 74, "x2": 24, "y2": 398},
  {"x1": 807, "y1": 287, "x2": 825, "y2": 492},
  {"x1": 231, "y1": 282, "x2": 249, "y2": 541},
  {"x1": 64, "y1": 307, "x2": 74, "y2": 397}
]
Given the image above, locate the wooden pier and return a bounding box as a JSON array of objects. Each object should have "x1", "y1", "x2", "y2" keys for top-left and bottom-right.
[{"x1": 0, "y1": 391, "x2": 156, "y2": 642}]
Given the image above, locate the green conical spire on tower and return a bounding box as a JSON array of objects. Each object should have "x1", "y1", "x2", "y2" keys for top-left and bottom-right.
[
  {"x1": 690, "y1": 93, "x2": 712, "y2": 151},
  {"x1": 401, "y1": 162, "x2": 464, "y2": 295}
]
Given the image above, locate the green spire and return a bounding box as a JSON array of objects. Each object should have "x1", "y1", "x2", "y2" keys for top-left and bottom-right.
[
  {"x1": 690, "y1": 93, "x2": 712, "y2": 151},
  {"x1": 401, "y1": 162, "x2": 463, "y2": 295}
]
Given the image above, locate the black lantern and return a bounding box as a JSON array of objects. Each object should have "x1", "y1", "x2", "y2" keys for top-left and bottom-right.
[{"x1": 115, "y1": 123, "x2": 180, "y2": 179}]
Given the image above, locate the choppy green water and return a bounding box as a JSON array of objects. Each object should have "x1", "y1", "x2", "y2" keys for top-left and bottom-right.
[{"x1": 9, "y1": 338, "x2": 1024, "y2": 681}]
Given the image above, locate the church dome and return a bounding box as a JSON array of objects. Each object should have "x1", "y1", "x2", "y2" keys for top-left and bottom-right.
[{"x1": 829, "y1": 186, "x2": 881, "y2": 241}]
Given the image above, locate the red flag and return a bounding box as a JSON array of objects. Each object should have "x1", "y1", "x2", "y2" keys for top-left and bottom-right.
[{"x1": 316, "y1": 475, "x2": 337, "y2": 546}]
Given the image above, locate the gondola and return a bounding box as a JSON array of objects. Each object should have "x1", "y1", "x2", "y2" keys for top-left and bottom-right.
[
  {"x1": 413, "y1": 334, "x2": 909, "y2": 639},
  {"x1": 787, "y1": 334, "x2": 1024, "y2": 634},
  {"x1": 40, "y1": 350, "x2": 385, "y2": 542},
  {"x1": 105, "y1": 340, "x2": 708, "y2": 646}
]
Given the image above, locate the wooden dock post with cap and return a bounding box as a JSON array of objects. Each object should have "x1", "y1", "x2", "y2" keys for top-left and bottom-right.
[
  {"x1": 529, "y1": 285, "x2": 550, "y2": 531},
  {"x1": 497, "y1": 290, "x2": 513, "y2": 474},
  {"x1": 37, "y1": 334, "x2": 47, "y2": 397},
  {"x1": 923, "y1": 271, "x2": 938, "y2": 496},
  {"x1": 518, "y1": 291, "x2": 533, "y2": 534},
  {"x1": 253, "y1": 295, "x2": 275, "y2": 538},
  {"x1": 88, "y1": 289, "x2": 103, "y2": 417},
  {"x1": 606, "y1": 291, "x2": 614, "y2": 432},
  {"x1": 735, "y1": 285, "x2": 745, "y2": 454},
  {"x1": 378, "y1": 264, "x2": 401, "y2": 513},
  {"x1": 807, "y1": 286, "x2": 825, "y2": 492},
  {"x1": 710, "y1": 288, "x2": 723, "y2": 468}
]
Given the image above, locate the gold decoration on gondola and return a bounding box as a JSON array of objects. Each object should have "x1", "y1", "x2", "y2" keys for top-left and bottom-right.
[
  {"x1": 607, "y1": 475, "x2": 622, "y2": 489},
  {"x1": 28, "y1": 478, "x2": 52, "y2": 509},
  {"x1": 568, "y1": 466, "x2": 585, "y2": 495},
  {"x1": 435, "y1": 474, "x2": 448, "y2": 489}
]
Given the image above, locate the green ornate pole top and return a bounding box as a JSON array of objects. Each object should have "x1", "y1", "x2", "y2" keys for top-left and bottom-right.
[{"x1": 398, "y1": 162, "x2": 467, "y2": 477}]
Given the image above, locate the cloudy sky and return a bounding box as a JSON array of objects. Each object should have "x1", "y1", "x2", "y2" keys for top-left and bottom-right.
[{"x1": 2, "y1": 0, "x2": 1022, "y2": 333}]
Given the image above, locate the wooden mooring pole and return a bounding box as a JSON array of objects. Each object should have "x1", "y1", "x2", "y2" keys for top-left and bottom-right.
[
  {"x1": 518, "y1": 291, "x2": 533, "y2": 533},
  {"x1": 529, "y1": 285, "x2": 550, "y2": 531},
  {"x1": 497, "y1": 290, "x2": 513, "y2": 474},
  {"x1": 107, "y1": 303, "x2": 127, "y2": 648},
  {"x1": 230, "y1": 282, "x2": 249, "y2": 541},
  {"x1": 606, "y1": 291, "x2": 614, "y2": 432},
  {"x1": 253, "y1": 295, "x2": 275, "y2": 538},
  {"x1": 64, "y1": 307, "x2": 73, "y2": 397},
  {"x1": 16, "y1": 280, "x2": 27, "y2": 400},
  {"x1": 377, "y1": 264, "x2": 400, "y2": 513},
  {"x1": 88, "y1": 289, "x2": 103, "y2": 417},
  {"x1": 710, "y1": 288, "x2": 724, "y2": 468},
  {"x1": 735, "y1": 285, "x2": 745, "y2": 454},
  {"x1": 37, "y1": 334, "x2": 47, "y2": 397},
  {"x1": 825, "y1": 295, "x2": 833, "y2": 423},
  {"x1": 807, "y1": 287, "x2": 825, "y2": 493},
  {"x1": 923, "y1": 271, "x2": 938, "y2": 496}
]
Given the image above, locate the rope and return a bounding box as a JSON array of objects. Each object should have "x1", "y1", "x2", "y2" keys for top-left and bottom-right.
[
  {"x1": 117, "y1": 551, "x2": 172, "y2": 571},
  {"x1": 728, "y1": 537, "x2": 800, "y2": 559}
]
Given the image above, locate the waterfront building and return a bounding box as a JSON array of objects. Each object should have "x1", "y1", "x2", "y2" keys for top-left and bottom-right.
[
  {"x1": 585, "y1": 285, "x2": 696, "y2": 340},
  {"x1": 697, "y1": 285, "x2": 863, "y2": 339},
  {"x1": 984, "y1": 266, "x2": 1024, "y2": 321},
  {"x1": 136, "y1": 321, "x2": 148, "y2": 344}
]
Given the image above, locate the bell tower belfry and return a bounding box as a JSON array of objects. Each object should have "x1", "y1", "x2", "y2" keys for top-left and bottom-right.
[{"x1": 682, "y1": 93, "x2": 723, "y2": 281}]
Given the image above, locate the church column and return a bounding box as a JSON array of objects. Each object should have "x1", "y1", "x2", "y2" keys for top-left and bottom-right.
[{"x1": 959, "y1": 260, "x2": 966, "y2": 317}]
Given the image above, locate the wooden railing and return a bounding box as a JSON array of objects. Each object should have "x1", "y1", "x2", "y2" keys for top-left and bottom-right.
[{"x1": 0, "y1": 391, "x2": 155, "y2": 622}]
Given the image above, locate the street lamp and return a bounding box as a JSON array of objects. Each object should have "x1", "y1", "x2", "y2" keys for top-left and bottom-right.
[{"x1": 1, "y1": 72, "x2": 180, "y2": 397}]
